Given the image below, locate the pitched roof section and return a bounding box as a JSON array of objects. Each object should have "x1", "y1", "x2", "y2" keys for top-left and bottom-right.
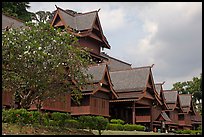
[
  {"x1": 155, "y1": 84, "x2": 162, "y2": 96},
  {"x1": 178, "y1": 94, "x2": 191, "y2": 107},
  {"x1": 100, "y1": 52, "x2": 132, "y2": 72},
  {"x1": 58, "y1": 8, "x2": 97, "y2": 31},
  {"x1": 2, "y1": 14, "x2": 25, "y2": 30},
  {"x1": 110, "y1": 66, "x2": 150, "y2": 92},
  {"x1": 162, "y1": 90, "x2": 178, "y2": 104},
  {"x1": 51, "y1": 6, "x2": 110, "y2": 49},
  {"x1": 84, "y1": 63, "x2": 106, "y2": 83},
  {"x1": 161, "y1": 111, "x2": 171, "y2": 121},
  {"x1": 178, "y1": 94, "x2": 193, "y2": 113}
]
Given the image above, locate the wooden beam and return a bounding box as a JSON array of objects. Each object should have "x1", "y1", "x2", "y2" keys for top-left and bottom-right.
[{"x1": 132, "y1": 101, "x2": 135, "y2": 124}]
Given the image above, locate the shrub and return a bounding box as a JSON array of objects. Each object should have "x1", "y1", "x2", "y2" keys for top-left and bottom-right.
[
  {"x1": 65, "y1": 119, "x2": 80, "y2": 128},
  {"x1": 110, "y1": 119, "x2": 125, "y2": 125},
  {"x1": 123, "y1": 124, "x2": 137, "y2": 131},
  {"x1": 135, "y1": 124, "x2": 145, "y2": 131},
  {"x1": 182, "y1": 130, "x2": 191, "y2": 134},
  {"x1": 29, "y1": 111, "x2": 40, "y2": 124},
  {"x1": 78, "y1": 116, "x2": 95, "y2": 130},
  {"x1": 92, "y1": 116, "x2": 109, "y2": 135},
  {"x1": 175, "y1": 129, "x2": 202, "y2": 135},
  {"x1": 107, "y1": 123, "x2": 123, "y2": 131},
  {"x1": 51, "y1": 112, "x2": 71, "y2": 126},
  {"x1": 2, "y1": 109, "x2": 10, "y2": 123}
]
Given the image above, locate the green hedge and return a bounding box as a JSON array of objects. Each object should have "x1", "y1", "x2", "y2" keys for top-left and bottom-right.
[
  {"x1": 2, "y1": 109, "x2": 35, "y2": 125},
  {"x1": 175, "y1": 129, "x2": 202, "y2": 135},
  {"x1": 107, "y1": 123, "x2": 124, "y2": 131},
  {"x1": 65, "y1": 119, "x2": 80, "y2": 128},
  {"x1": 110, "y1": 119, "x2": 125, "y2": 125}
]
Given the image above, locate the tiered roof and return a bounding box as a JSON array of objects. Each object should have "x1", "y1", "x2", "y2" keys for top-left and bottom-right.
[{"x1": 51, "y1": 6, "x2": 110, "y2": 49}]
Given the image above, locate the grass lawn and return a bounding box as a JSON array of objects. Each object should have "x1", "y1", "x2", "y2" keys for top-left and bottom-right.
[
  {"x1": 2, "y1": 123, "x2": 93, "y2": 135},
  {"x1": 90, "y1": 130, "x2": 176, "y2": 135}
]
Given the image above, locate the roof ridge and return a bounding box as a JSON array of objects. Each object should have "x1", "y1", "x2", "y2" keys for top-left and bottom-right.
[
  {"x1": 77, "y1": 10, "x2": 98, "y2": 16},
  {"x1": 178, "y1": 93, "x2": 192, "y2": 96},
  {"x1": 56, "y1": 6, "x2": 75, "y2": 17},
  {"x1": 132, "y1": 66, "x2": 152, "y2": 70},
  {"x1": 101, "y1": 52, "x2": 132, "y2": 66},
  {"x1": 110, "y1": 65, "x2": 151, "y2": 73},
  {"x1": 2, "y1": 13, "x2": 25, "y2": 23}
]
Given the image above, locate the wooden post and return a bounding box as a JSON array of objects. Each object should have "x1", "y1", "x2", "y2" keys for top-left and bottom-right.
[
  {"x1": 150, "y1": 105, "x2": 153, "y2": 131},
  {"x1": 132, "y1": 101, "x2": 135, "y2": 124}
]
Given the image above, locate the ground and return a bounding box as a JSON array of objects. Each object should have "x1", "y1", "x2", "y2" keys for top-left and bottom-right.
[{"x1": 2, "y1": 123, "x2": 180, "y2": 135}]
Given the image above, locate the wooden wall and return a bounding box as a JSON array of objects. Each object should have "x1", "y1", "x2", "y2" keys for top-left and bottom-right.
[
  {"x1": 79, "y1": 37, "x2": 100, "y2": 55},
  {"x1": 30, "y1": 93, "x2": 71, "y2": 112},
  {"x1": 2, "y1": 90, "x2": 13, "y2": 107}
]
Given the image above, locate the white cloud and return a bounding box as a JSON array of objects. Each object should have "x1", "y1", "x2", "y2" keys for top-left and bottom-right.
[{"x1": 29, "y1": 2, "x2": 202, "y2": 89}]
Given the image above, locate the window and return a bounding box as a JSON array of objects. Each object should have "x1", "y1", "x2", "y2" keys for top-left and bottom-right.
[{"x1": 178, "y1": 114, "x2": 184, "y2": 120}]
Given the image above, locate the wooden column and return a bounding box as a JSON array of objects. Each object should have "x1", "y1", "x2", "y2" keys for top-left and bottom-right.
[
  {"x1": 132, "y1": 101, "x2": 135, "y2": 124},
  {"x1": 150, "y1": 105, "x2": 153, "y2": 131}
]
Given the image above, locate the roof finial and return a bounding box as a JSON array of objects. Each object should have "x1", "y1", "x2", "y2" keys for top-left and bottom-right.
[
  {"x1": 162, "y1": 81, "x2": 165, "y2": 85},
  {"x1": 98, "y1": 8, "x2": 101, "y2": 12},
  {"x1": 55, "y1": 5, "x2": 58, "y2": 9},
  {"x1": 151, "y1": 64, "x2": 155, "y2": 68}
]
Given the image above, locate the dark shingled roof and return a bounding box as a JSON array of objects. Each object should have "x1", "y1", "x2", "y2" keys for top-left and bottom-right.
[
  {"x1": 58, "y1": 8, "x2": 97, "y2": 31},
  {"x1": 83, "y1": 64, "x2": 106, "y2": 83},
  {"x1": 100, "y1": 52, "x2": 132, "y2": 72},
  {"x1": 178, "y1": 94, "x2": 191, "y2": 107},
  {"x1": 110, "y1": 67, "x2": 150, "y2": 92},
  {"x1": 116, "y1": 92, "x2": 144, "y2": 99},
  {"x1": 2, "y1": 14, "x2": 25, "y2": 30},
  {"x1": 155, "y1": 84, "x2": 162, "y2": 96},
  {"x1": 162, "y1": 90, "x2": 178, "y2": 104},
  {"x1": 54, "y1": 7, "x2": 110, "y2": 49}
]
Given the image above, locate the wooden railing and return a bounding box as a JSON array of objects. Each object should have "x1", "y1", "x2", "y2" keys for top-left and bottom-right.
[{"x1": 136, "y1": 115, "x2": 151, "y2": 122}]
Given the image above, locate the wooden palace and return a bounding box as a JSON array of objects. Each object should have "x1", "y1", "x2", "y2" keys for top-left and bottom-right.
[{"x1": 2, "y1": 6, "x2": 202, "y2": 132}]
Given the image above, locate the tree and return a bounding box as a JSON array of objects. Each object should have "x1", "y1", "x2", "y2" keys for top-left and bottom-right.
[
  {"x1": 2, "y1": 2, "x2": 33, "y2": 22},
  {"x1": 172, "y1": 74, "x2": 202, "y2": 112},
  {"x1": 31, "y1": 11, "x2": 53, "y2": 23},
  {"x1": 2, "y1": 22, "x2": 93, "y2": 111},
  {"x1": 93, "y1": 116, "x2": 109, "y2": 135}
]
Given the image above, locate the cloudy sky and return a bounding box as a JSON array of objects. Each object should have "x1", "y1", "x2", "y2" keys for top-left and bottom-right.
[{"x1": 28, "y1": 2, "x2": 202, "y2": 90}]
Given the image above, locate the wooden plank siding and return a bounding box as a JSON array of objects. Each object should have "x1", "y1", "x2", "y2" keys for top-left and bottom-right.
[
  {"x1": 30, "y1": 93, "x2": 71, "y2": 112},
  {"x1": 136, "y1": 116, "x2": 151, "y2": 122},
  {"x1": 79, "y1": 37, "x2": 101, "y2": 55},
  {"x1": 169, "y1": 111, "x2": 178, "y2": 124},
  {"x1": 2, "y1": 90, "x2": 13, "y2": 107},
  {"x1": 71, "y1": 95, "x2": 109, "y2": 117}
]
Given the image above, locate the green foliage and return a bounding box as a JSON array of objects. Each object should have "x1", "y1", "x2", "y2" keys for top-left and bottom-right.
[
  {"x1": 65, "y1": 119, "x2": 80, "y2": 129},
  {"x1": 50, "y1": 112, "x2": 71, "y2": 127},
  {"x1": 32, "y1": 11, "x2": 53, "y2": 23},
  {"x1": 92, "y1": 116, "x2": 109, "y2": 135},
  {"x1": 123, "y1": 124, "x2": 138, "y2": 131},
  {"x1": 134, "y1": 125, "x2": 145, "y2": 131},
  {"x1": 175, "y1": 129, "x2": 202, "y2": 135},
  {"x1": 110, "y1": 119, "x2": 125, "y2": 125},
  {"x1": 197, "y1": 125, "x2": 202, "y2": 130},
  {"x1": 2, "y1": 2, "x2": 33, "y2": 22},
  {"x1": 2, "y1": 22, "x2": 93, "y2": 109},
  {"x1": 2, "y1": 109, "x2": 34, "y2": 125},
  {"x1": 172, "y1": 74, "x2": 202, "y2": 112},
  {"x1": 78, "y1": 116, "x2": 95, "y2": 130},
  {"x1": 107, "y1": 123, "x2": 124, "y2": 131}
]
